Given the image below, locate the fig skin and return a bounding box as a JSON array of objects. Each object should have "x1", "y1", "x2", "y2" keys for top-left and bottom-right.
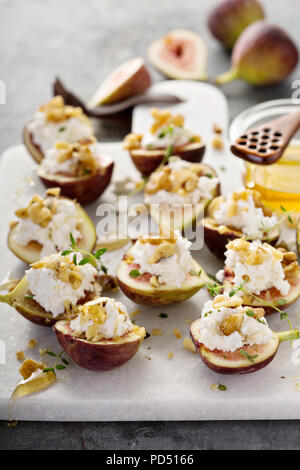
[
  {"x1": 222, "y1": 266, "x2": 300, "y2": 314},
  {"x1": 23, "y1": 124, "x2": 44, "y2": 163},
  {"x1": 0, "y1": 276, "x2": 101, "y2": 327},
  {"x1": 54, "y1": 321, "x2": 146, "y2": 371},
  {"x1": 208, "y1": 0, "x2": 265, "y2": 50},
  {"x1": 89, "y1": 57, "x2": 151, "y2": 107},
  {"x1": 38, "y1": 162, "x2": 114, "y2": 205},
  {"x1": 216, "y1": 21, "x2": 299, "y2": 86},
  {"x1": 130, "y1": 142, "x2": 205, "y2": 177},
  {"x1": 117, "y1": 252, "x2": 209, "y2": 306},
  {"x1": 7, "y1": 198, "x2": 96, "y2": 264}
]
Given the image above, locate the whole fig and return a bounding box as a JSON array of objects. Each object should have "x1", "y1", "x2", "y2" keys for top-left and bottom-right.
[
  {"x1": 215, "y1": 21, "x2": 299, "y2": 86},
  {"x1": 208, "y1": 0, "x2": 265, "y2": 49}
]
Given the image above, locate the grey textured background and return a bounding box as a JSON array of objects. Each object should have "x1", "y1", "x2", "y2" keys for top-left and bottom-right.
[{"x1": 1, "y1": 0, "x2": 300, "y2": 450}]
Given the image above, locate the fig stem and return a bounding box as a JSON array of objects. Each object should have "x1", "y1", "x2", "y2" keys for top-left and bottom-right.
[
  {"x1": 277, "y1": 329, "x2": 299, "y2": 342},
  {"x1": 215, "y1": 68, "x2": 239, "y2": 85}
]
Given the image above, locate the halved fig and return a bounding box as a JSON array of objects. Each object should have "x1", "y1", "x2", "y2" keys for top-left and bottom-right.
[
  {"x1": 147, "y1": 163, "x2": 220, "y2": 231},
  {"x1": 54, "y1": 321, "x2": 145, "y2": 371},
  {"x1": 223, "y1": 266, "x2": 300, "y2": 314},
  {"x1": 23, "y1": 124, "x2": 44, "y2": 164},
  {"x1": 0, "y1": 276, "x2": 100, "y2": 327},
  {"x1": 88, "y1": 57, "x2": 151, "y2": 107},
  {"x1": 190, "y1": 321, "x2": 298, "y2": 374},
  {"x1": 7, "y1": 198, "x2": 96, "y2": 264},
  {"x1": 117, "y1": 254, "x2": 209, "y2": 306},
  {"x1": 202, "y1": 195, "x2": 280, "y2": 259},
  {"x1": 148, "y1": 29, "x2": 207, "y2": 80},
  {"x1": 130, "y1": 142, "x2": 205, "y2": 176},
  {"x1": 38, "y1": 162, "x2": 114, "y2": 205}
]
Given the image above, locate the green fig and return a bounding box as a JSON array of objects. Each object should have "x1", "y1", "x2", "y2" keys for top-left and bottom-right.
[
  {"x1": 208, "y1": 0, "x2": 265, "y2": 49},
  {"x1": 216, "y1": 21, "x2": 299, "y2": 86}
]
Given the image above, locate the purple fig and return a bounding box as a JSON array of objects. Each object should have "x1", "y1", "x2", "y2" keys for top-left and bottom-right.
[
  {"x1": 216, "y1": 21, "x2": 299, "y2": 86},
  {"x1": 208, "y1": 0, "x2": 265, "y2": 49}
]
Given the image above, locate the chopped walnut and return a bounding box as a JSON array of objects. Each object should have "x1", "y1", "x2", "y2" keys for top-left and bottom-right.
[
  {"x1": 147, "y1": 241, "x2": 176, "y2": 264},
  {"x1": 183, "y1": 337, "x2": 196, "y2": 353},
  {"x1": 46, "y1": 187, "x2": 61, "y2": 197},
  {"x1": 27, "y1": 338, "x2": 37, "y2": 349},
  {"x1": 14, "y1": 191, "x2": 63, "y2": 228},
  {"x1": 168, "y1": 352, "x2": 174, "y2": 360},
  {"x1": 150, "y1": 108, "x2": 185, "y2": 135},
  {"x1": 151, "y1": 328, "x2": 163, "y2": 336},
  {"x1": 123, "y1": 133, "x2": 143, "y2": 150},
  {"x1": 54, "y1": 137, "x2": 98, "y2": 177},
  {"x1": 150, "y1": 275, "x2": 160, "y2": 287},
  {"x1": 16, "y1": 351, "x2": 25, "y2": 362},
  {"x1": 212, "y1": 294, "x2": 243, "y2": 309},
  {"x1": 39, "y1": 96, "x2": 91, "y2": 126},
  {"x1": 226, "y1": 239, "x2": 283, "y2": 266},
  {"x1": 213, "y1": 123, "x2": 222, "y2": 134},
  {"x1": 173, "y1": 328, "x2": 182, "y2": 339},
  {"x1": 212, "y1": 136, "x2": 223, "y2": 150},
  {"x1": 19, "y1": 358, "x2": 44, "y2": 380},
  {"x1": 31, "y1": 254, "x2": 85, "y2": 290},
  {"x1": 220, "y1": 314, "x2": 244, "y2": 336}
]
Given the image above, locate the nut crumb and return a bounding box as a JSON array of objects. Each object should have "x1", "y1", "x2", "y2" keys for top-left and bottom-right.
[
  {"x1": 295, "y1": 383, "x2": 300, "y2": 391},
  {"x1": 212, "y1": 136, "x2": 223, "y2": 150},
  {"x1": 210, "y1": 383, "x2": 218, "y2": 391},
  {"x1": 168, "y1": 352, "x2": 174, "y2": 360},
  {"x1": 130, "y1": 309, "x2": 141, "y2": 319},
  {"x1": 213, "y1": 123, "x2": 222, "y2": 134},
  {"x1": 27, "y1": 338, "x2": 37, "y2": 349},
  {"x1": 183, "y1": 337, "x2": 196, "y2": 353},
  {"x1": 16, "y1": 351, "x2": 25, "y2": 362},
  {"x1": 151, "y1": 328, "x2": 163, "y2": 336},
  {"x1": 173, "y1": 328, "x2": 182, "y2": 339}
]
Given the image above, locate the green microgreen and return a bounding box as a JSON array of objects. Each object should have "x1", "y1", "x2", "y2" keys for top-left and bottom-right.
[
  {"x1": 129, "y1": 269, "x2": 141, "y2": 278},
  {"x1": 239, "y1": 349, "x2": 259, "y2": 363},
  {"x1": 218, "y1": 384, "x2": 227, "y2": 391}
]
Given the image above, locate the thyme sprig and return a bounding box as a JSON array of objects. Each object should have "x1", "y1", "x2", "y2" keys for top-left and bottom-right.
[
  {"x1": 61, "y1": 233, "x2": 108, "y2": 274},
  {"x1": 43, "y1": 349, "x2": 69, "y2": 376},
  {"x1": 246, "y1": 205, "x2": 295, "y2": 241}
]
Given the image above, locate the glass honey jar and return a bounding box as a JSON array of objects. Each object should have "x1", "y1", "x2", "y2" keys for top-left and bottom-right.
[{"x1": 230, "y1": 99, "x2": 300, "y2": 213}]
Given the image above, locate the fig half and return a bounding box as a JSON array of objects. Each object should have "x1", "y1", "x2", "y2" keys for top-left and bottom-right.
[
  {"x1": 130, "y1": 142, "x2": 205, "y2": 177},
  {"x1": 148, "y1": 164, "x2": 220, "y2": 231},
  {"x1": 54, "y1": 321, "x2": 145, "y2": 371},
  {"x1": 191, "y1": 320, "x2": 299, "y2": 374},
  {"x1": 88, "y1": 57, "x2": 151, "y2": 107},
  {"x1": 223, "y1": 266, "x2": 300, "y2": 314},
  {"x1": 216, "y1": 21, "x2": 299, "y2": 86},
  {"x1": 148, "y1": 29, "x2": 207, "y2": 80},
  {"x1": 8, "y1": 199, "x2": 96, "y2": 264},
  {"x1": 38, "y1": 162, "x2": 114, "y2": 205},
  {"x1": 117, "y1": 254, "x2": 209, "y2": 306},
  {"x1": 23, "y1": 124, "x2": 44, "y2": 164},
  {"x1": 208, "y1": 0, "x2": 265, "y2": 49}
]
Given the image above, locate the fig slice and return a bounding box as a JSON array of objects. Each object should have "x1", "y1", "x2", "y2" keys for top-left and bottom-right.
[
  {"x1": 208, "y1": 0, "x2": 265, "y2": 50},
  {"x1": 216, "y1": 21, "x2": 299, "y2": 86},
  {"x1": 23, "y1": 124, "x2": 44, "y2": 164},
  {"x1": 37, "y1": 162, "x2": 114, "y2": 205},
  {"x1": 191, "y1": 320, "x2": 299, "y2": 374},
  {"x1": 88, "y1": 57, "x2": 151, "y2": 108},
  {"x1": 54, "y1": 321, "x2": 145, "y2": 371},
  {"x1": 148, "y1": 164, "x2": 220, "y2": 231},
  {"x1": 7, "y1": 198, "x2": 96, "y2": 264},
  {"x1": 148, "y1": 29, "x2": 207, "y2": 80},
  {"x1": 130, "y1": 142, "x2": 205, "y2": 177},
  {"x1": 117, "y1": 252, "x2": 209, "y2": 306},
  {"x1": 222, "y1": 267, "x2": 300, "y2": 314}
]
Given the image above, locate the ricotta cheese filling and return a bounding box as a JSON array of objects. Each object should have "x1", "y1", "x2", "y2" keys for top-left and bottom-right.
[
  {"x1": 25, "y1": 252, "x2": 98, "y2": 317},
  {"x1": 144, "y1": 157, "x2": 219, "y2": 206},
  {"x1": 41, "y1": 140, "x2": 112, "y2": 176},
  {"x1": 213, "y1": 189, "x2": 277, "y2": 238},
  {"x1": 13, "y1": 193, "x2": 82, "y2": 257},
  {"x1": 221, "y1": 239, "x2": 290, "y2": 296},
  {"x1": 130, "y1": 230, "x2": 193, "y2": 288},
  {"x1": 70, "y1": 297, "x2": 134, "y2": 340},
  {"x1": 141, "y1": 125, "x2": 193, "y2": 149},
  {"x1": 196, "y1": 295, "x2": 273, "y2": 352},
  {"x1": 27, "y1": 96, "x2": 93, "y2": 154}
]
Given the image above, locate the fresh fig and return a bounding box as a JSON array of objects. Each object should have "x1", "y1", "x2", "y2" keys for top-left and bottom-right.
[
  {"x1": 88, "y1": 57, "x2": 151, "y2": 108},
  {"x1": 208, "y1": 0, "x2": 265, "y2": 49},
  {"x1": 54, "y1": 321, "x2": 145, "y2": 371},
  {"x1": 148, "y1": 29, "x2": 207, "y2": 80},
  {"x1": 191, "y1": 321, "x2": 299, "y2": 374},
  {"x1": 216, "y1": 21, "x2": 299, "y2": 86},
  {"x1": 129, "y1": 142, "x2": 205, "y2": 177},
  {"x1": 8, "y1": 197, "x2": 96, "y2": 264},
  {"x1": 223, "y1": 265, "x2": 300, "y2": 314},
  {"x1": 116, "y1": 247, "x2": 209, "y2": 306}
]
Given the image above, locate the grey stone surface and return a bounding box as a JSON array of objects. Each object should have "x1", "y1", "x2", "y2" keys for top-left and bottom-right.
[{"x1": 1, "y1": 0, "x2": 300, "y2": 450}]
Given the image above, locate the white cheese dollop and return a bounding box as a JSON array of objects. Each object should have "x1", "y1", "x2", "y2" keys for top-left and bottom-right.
[
  {"x1": 214, "y1": 191, "x2": 277, "y2": 238},
  {"x1": 225, "y1": 240, "x2": 290, "y2": 296},
  {"x1": 70, "y1": 297, "x2": 134, "y2": 340},
  {"x1": 130, "y1": 231, "x2": 193, "y2": 288},
  {"x1": 28, "y1": 111, "x2": 93, "y2": 154},
  {"x1": 197, "y1": 299, "x2": 273, "y2": 352},
  {"x1": 25, "y1": 252, "x2": 98, "y2": 317},
  {"x1": 141, "y1": 125, "x2": 193, "y2": 149},
  {"x1": 13, "y1": 198, "x2": 82, "y2": 257}
]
